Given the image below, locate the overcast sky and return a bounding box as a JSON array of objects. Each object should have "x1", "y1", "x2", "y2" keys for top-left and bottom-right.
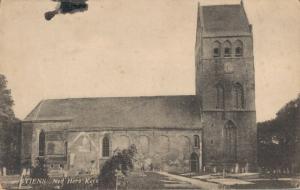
[{"x1": 0, "y1": 0, "x2": 299, "y2": 122}]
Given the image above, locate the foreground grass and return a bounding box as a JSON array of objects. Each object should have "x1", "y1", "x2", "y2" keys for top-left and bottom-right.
[
  {"x1": 127, "y1": 172, "x2": 165, "y2": 190},
  {"x1": 127, "y1": 172, "x2": 197, "y2": 190},
  {"x1": 1, "y1": 172, "x2": 297, "y2": 190},
  {"x1": 230, "y1": 179, "x2": 295, "y2": 189}
]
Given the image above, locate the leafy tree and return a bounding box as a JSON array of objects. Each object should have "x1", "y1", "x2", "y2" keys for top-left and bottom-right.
[
  {"x1": 0, "y1": 120, "x2": 21, "y2": 172},
  {"x1": 0, "y1": 74, "x2": 20, "y2": 173},
  {"x1": 99, "y1": 144, "x2": 137, "y2": 189},
  {"x1": 258, "y1": 95, "x2": 300, "y2": 173},
  {"x1": 0, "y1": 74, "x2": 15, "y2": 118}
]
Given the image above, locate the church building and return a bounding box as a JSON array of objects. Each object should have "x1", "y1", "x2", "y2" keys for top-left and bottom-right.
[{"x1": 21, "y1": 2, "x2": 257, "y2": 175}]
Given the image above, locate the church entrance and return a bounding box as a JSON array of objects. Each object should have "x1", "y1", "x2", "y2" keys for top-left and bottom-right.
[{"x1": 190, "y1": 152, "x2": 199, "y2": 173}]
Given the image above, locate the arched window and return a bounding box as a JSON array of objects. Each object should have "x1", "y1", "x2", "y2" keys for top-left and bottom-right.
[
  {"x1": 234, "y1": 83, "x2": 244, "y2": 109},
  {"x1": 216, "y1": 84, "x2": 225, "y2": 109},
  {"x1": 223, "y1": 40, "x2": 232, "y2": 57},
  {"x1": 213, "y1": 41, "x2": 221, "y2": 57},
  {"x1": 234, "y1": 40, "x2": 243, "y2": 57},
  {"x1": 65, "y1": 142, "x2": 68, "y2": 156},
  {"x1": 224, "y1": 121, "x2": 237, "y2": 161},
  {"x1": 194, "y1": 135, "x2": 200, "y2": 148},
  {"x1": 102, "y1": 136, "x2": 110, "y2": 157},
  {"x1": 39, "y1": 130, "x2": 46, "y2": 156}
]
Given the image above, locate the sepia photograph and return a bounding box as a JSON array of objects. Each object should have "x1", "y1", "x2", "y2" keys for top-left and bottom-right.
[{"x1": 0, "y1": 0, "x2": 299, "y2": 189}]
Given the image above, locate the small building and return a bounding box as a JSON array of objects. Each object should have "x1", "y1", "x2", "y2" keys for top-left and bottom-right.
[{"x1": 21, "y1": 2, "x2": 257, "y2": 175}]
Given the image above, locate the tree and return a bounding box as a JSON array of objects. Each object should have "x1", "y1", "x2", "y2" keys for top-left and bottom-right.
[
  {"x1": 99, "y1": 144, "x2": 137, "y2": 189},
  {"x1": 0, "y1": 74, "x2": 15, "y2": 118},
  {"x1": 0, "y1": 74, "x2": 20, "y2": 173},
  {"x1": 257, "y1": 95, "x2": 300, "y2": 173}
]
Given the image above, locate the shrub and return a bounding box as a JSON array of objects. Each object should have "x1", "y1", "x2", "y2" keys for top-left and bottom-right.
[
  {"x1": 99, "y1": 144, "x2": 137, "y2": 189},
  {"x1": 30, "y1": 157, "x2": 49, "y2": 178}
]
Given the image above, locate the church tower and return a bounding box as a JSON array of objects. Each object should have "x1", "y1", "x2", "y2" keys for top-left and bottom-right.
[{"x1": 195, "y1": 2, "x2": 257, "y2": 171}]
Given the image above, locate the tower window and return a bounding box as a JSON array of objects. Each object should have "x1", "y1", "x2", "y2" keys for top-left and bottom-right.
[
  {"x1": 224, "y1": 48, "x2": 231, "y2": 57},
  {"x1": 234, "y1": 83, "x2": 244, "y2": 109},
  {"x1": 234, "y1": 40, "x2": 243, "y2": 57},
  {"x1": 223, "y1": 40, "x2": 232, "y2": 57},
  {"x1": 213, "y1": 41, "x2": 221, "y2": 57},
  {"x1": 216, "y1": 84, "x2": 225, "y2": 109},
  {"x1": 224, "y1": 121, "x2": 237, "y2": 161},
  {"x1": 102, "y1": 136, "x2": 110, "y2": 157},
  {"x1": 213, "y1": 48, "x2": 220, "y2": 57},
  {"x1": 194, "y1": 135, "x2": 200, "y2": 148},
  {"x1": 235, "y1": 47, "x2": 243, "y2": 57}
]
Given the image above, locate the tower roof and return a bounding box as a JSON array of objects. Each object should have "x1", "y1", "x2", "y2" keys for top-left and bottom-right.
[{"x1": 199, "y1": 4, "x2": 251, "y2": 37}]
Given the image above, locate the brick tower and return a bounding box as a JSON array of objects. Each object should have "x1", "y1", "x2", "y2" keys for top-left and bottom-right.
[{"x1": 195, "y1": 1, "x2": 257, "y2": 171}]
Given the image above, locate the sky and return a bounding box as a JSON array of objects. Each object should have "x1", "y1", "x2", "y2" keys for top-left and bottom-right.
[{"x1": 0, "y1": 0, "x2": 299, "y2": 122}]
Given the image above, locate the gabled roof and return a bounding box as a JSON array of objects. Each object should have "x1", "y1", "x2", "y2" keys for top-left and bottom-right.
[
  {"x1": 200, "y1": 4, "x2": 251, "y2": 37},
  {"x1": 24, "y1": 95, "x2": 202, "y2": 129}
]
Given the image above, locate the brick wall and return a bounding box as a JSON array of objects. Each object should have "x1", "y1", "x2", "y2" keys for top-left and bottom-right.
[{"x1": 21, "y1": 121, "x2": 203, "y2": 175}]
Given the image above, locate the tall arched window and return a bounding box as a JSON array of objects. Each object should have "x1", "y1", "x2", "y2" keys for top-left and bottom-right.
[
  {"x1": 224, "y1": 121, "x2": 237, "y2": 161},
  {"x1": 102, "y1": 136, "x2": 110, "y2": 157},
  {"x1": 65, "y1": 142, "x2": 68, "y2": 156},
  {"x1": 234, "y1": 40, "x2": 243, "y2": 57},
  {"x1": 213, "y1": 41, "x2": 221, "y2": 57},
  {"x1": 234, "y1": 83, "x2": 244, "y2": 109},
  {"x1": 223, "y1": 40, "x2": 232, "y2": 57},
  {"x1": 39, "y1": 130, "x2": 46, "y2": 156},
  {"x1": 194, "y1": 135, "x2": 200, "y2": 148},
  {"x1": 216, "y1": 84, "x2": 225, "y2": 109}
]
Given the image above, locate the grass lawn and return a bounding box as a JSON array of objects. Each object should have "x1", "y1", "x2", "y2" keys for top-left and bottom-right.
[
  {"x1": 127, "y1": 172, "x2": 198, "y2": 190},
  {"x1": 229, "y1": 179, "x2": 295, "y2": 189}
]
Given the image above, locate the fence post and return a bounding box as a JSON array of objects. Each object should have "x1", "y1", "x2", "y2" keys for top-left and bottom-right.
[
  {"x1": 245, "y1": 162, "x2": 249, "y2": 173},
  {"x1": 26, "y1": 168, "x2": 30, "y2": 176},
  {"x1": 213, "y1": 166, "x2": 217, "y2": 173},
  {"x1": 18, "y1": 169, "x2": 25, "y2": 189},
  {"x1": 235, "y1": 163, "x2": 239, "y2": 173},
  {"x1": 3, "y1": 167, "x2": 6, "y2": 176}
]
